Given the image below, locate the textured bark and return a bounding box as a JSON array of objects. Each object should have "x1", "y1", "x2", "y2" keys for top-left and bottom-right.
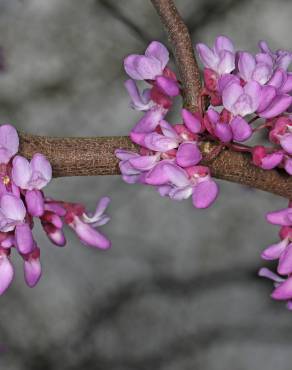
[
  {"x1": 18, "y1": 133, "x2": 292, "y2": 199},
  {"x1": 151, "y1": 0, "x2": 202, "y2": 113}
]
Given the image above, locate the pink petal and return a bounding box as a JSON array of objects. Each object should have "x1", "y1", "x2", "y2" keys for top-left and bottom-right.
[
  {"x1": 0, "y1": 254, "x2": 14, "y2": 295},
  {"x1": 243, "y1": 80, "x2": 261, "y2": 111},
  {"x1": 0, "y1": 194, "x2": 26, "y2": 222},
  {"x1": 217, "y1": 50, "x2": 235, "y2": 74},
  {"x1": 230, "y1": 116, "x2": 252, "y2": 142},
  {"x1": 135, "y1": 56, "x2": 162, "y2": 80},
  {"x1": 214, "y1": 122, "x2": 232, "y2": 143},
  {"x1": 261, "y1": 152, "x2": 283, "y2": 170},
  {"x1": 0, "y1": 124, "x2": 19, "y2": 159},
  {"x1": 129, "y1": 155, "x2": 159, "y2": 171},
  {"x1": 266, "y1": 208, "x2": 292, "y2": 226},
  {"x1": 160, "y1": 120, "x2": 179, "y2": 139},
  {"x1": 144, "y1": 132, "x2": 178, "y2": 152},
  {"x1": 261, "y1": 239, "x2": 288, "y2": 260},
  {"x1": 145, "y1": 41, "x2": 169, "y2": 70},
  {"x1": 196, "y1": 43, "x2": 218, "y2": 70},
  {"x1": 163, "y1": 163, "x2": 190, "y2": 187},
  {"x1": 15, "y1": 223, "x2": 34, "y2": 254},
  {"x1": 278, "y1": 243, "x2": 292, "y2": 275},
  {"x1": 30, "y1": 153, "x2": 52, "y2": 189},
  {"x1": 132, "y1": 108, "x2": 165, "y2": 133},
  {"x1": 176, "y1": 142, "x2": 202, "y2": 168},
  {"x1": 257, "y1": 85, "x2": 276, "y2": 113},
  {"x1": 12, "y1": 155, "x2": 32, "y2": 189},
  {"x1": 280, "y1": 134, "x2": 292, "y2": 154},
  {"x1": 222, "y1": 82, "x2": 243, "y2": 112},
  {"x1": 258, "y1": 267, "x2": 284, "y2": 283},
  {"x1": 238, "y1": 52, "x2": 256, "y2": 81},
  {"x1": 252, "y1": 64, "x2": 272, "y2": 85},
  {"x1": 124, "y1": 55, "x2": 144, "y2": 80},
  {"x1": 259, "y1": 95, "x2": 292, "y2": 119},
  {"x1": 25, "y1": 189, "x2": 44, "y2": 217},
  {"x1": 24, "y1": 256, "x2": 42, "y2": 287},
  {"x1": 284, "y1": 157, "x2": 292, "y2": 175},
  {"x1": 182, "y1": 109, "x2": 202, "y2": 133},
  {"x1": 156, "y1": 76, "x2": 179, "y2": 97},
  {"x1": 268, "y1": 69, "x2": 286, "y2": 89},
  {"x1": 192, "y1": 179, "x2": 219, "y2": 209},
  {"x1": 73, "y1": 217, "x2": 111, "y2": 250},
  {"x1": 272, "y1": 276, "x2": 292, "y2": 300},
  {"x1": 214, "y1": 35, "x2": 234, "y2": 54}
]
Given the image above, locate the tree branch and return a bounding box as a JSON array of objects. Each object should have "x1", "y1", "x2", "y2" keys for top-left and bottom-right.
[
  {"x1": 14, "y1": 0, "x2": 292, "y2": 200},
  {"x1": 151, "y1": 0, "x2": 202, "y2": 113},
  {"x1": 18, "y1": 133, "x2": 292, "y2": 199}
]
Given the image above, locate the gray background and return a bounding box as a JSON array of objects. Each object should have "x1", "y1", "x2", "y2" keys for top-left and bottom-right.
[{"x1": 0, "y1": 0, "x2": 291, "y2": 369}]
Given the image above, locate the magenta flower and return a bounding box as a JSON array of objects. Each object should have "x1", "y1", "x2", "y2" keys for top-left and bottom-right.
[
  {"x1": 65, "y1": 197, "x2": 111, "y2": 250},
  {"x1": 0, "y1": 248, "x2": 14, "y2": 295},
  {"x1": 124, "y1": 79, "x2": 153, "y2": 111},
  {"x1": 222, "y1": 80, "x2": 261, "y2": 116},
  {"x1": 145, "y1": 163, "x2": 219, "y2": 209},
  {"x1": 258, "y1": 268, "x2": 292, "y2": 310},
  {"x1": 12, "y1": 153, "x2": 52, "y2": 190},
  {"x1": 0, "y1": 124, "x2": 19, "y2": 164},
  {"x1": 124, "y1": 41, "x2": 169, "y2": 80},
  {"x1": 238, "y1": 51, "x2": 273, "y2": 85},
  {"x1": 196, "y1": 36, "x2": 235, "y2": 75},
  {"x1": 206, "y1": 108, "x2": 252, "y2": 143},
  {"x1": 23, "y1": 246, "x2": 42, "y2": 287}
]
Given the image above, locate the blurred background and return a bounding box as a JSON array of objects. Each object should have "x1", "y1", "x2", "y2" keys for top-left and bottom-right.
[{"x1": 0, "y1": 0, "x2": 291, "y2": 369}]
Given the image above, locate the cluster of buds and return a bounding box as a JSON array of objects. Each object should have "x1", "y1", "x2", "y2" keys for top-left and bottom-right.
[
  {"x1": 0, "y1": 125, "x2": 111, "y2": 295},
  {"x1": 117, "y1": 37, "x2": 292, "y2": 309}
]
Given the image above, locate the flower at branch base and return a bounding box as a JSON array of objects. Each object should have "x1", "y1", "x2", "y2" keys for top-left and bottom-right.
[
  {"x1": 222, "y1": 80, "x2": 261, "y2": 117},
  {"x1": 145, "y1": 163, "x2": 219, "y2": 209},
  {"x1": 124, "y1": 41, "x2": 169, "y2": 81},
  {"x1": 252, "y1": 145, "x2": 284, "y2": 170},
  {"x1": 12, "y1": 153, "x2": 52, "y2": 217},
  {"x1": 205, "y1": 108, "x2": 252, "y2": 143},
  {"x1": 269, "y1": 116, "x2": 292, "y2": 155}
]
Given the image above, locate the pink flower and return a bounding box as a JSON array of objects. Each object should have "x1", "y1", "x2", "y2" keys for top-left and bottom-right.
[
  {"x1": 12, "y1": 153, "x2": 52, "y2": 190},
  {"x1": 0, "y1": 248, "x2": 14, "y2": 295},
  {"x1": 124, "y1": 41, "x2": 169, "y2": 80},
  {"x1": 222, "y1": 80, "x2": 261, "y2": 117},
  {"x1": 0, "y1": 124, "x2": 19, "y2": 164},
  {"x1": 196, "y1": 36, "x2": 235, "y2": 75}
]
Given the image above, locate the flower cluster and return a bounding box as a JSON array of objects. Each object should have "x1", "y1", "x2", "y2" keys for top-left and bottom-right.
[
  {"x1": 259, "y1": 203, "x2": 292, "y2": 309},
  {"x1": 0, "y1": 125, "x2": 111, "y2": 295},
  {"x1": 118, "y1": 37, "x2": 292, "y2": 309},
  {"x1": 117, "y1": 41, "x2": 219, "y2": 209}
]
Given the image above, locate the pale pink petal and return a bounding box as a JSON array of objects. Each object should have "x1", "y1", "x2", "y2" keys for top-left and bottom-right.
[
  {"x1": 30, "y1": 153, "x2": 52, "y2": 188},
  {"x1": 278, "y1": 243, "x2": 292, "y2": 275},
  {"x1": 124, "y1": 55, "x2": 144, "y2": 80},
  {"x1": 196, "y1": 43, "x2": 218, "y2": 70},
  {"x1": 145, "y1": 41, "x2": 169, "y2": 70},
  {"x1": 15, "y1": 223, "x2": 34, "y2": 255},
  {"x1": 0, "y1": 194, "x2": 26, "y2": 222},
  {"x1": 261, "y1": 239, "x2": 288, "y2": 260},
  {"x1": 25, "y1": 189, "x2": 44, "y2": 217},
  {"x1": 24, "y1": 257, "x2": 42, "y2": 287},
  {"x1": 214, "y1": 36, "x2": 234, "y2": 54},
  {"x1": 272, "y1": 276, "x2": 292, "y2": 300},
  {"x1": 12, "y1": 155, "x2": 32, "y2": 189},
  {"x1": 238, "y1": 52, "x2": 256, "y2": 81},
  {"x1": 156, "y1": 76, "x2": 179, "y2": 97},
  {"x1": 266, "y1": 208, "x2": 292, "y2": 226},
  {"x1": 217, "y1": 50, "x2": 235, "y2": 74},
  {"x1": 222, "y1": 82, "x2": 243, "y2": 112},
  {"x1": 259, "y1": 95, "x2": 292, "y2": 119},
  {"x1": 0, "y1": 254, "x2": 14, "y2": 295}
]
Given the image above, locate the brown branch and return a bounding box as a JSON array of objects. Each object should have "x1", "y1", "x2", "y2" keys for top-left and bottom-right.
[
  {"x1": 18, "y1": 133, "x2": 292, "y2": 199},
  {"x1": 151, "y1": 0, "x2": 202, "y2": 113}
]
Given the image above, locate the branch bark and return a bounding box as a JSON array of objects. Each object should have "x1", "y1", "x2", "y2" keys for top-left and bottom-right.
[{"x1": 18, "y1": 133, "x2": 292, "y2": 199}]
